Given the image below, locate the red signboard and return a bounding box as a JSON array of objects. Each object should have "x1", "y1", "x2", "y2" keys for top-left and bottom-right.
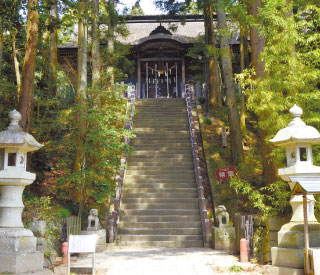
[{"x1": 216, "y1": 167, "x2": 237, "y2": 180}]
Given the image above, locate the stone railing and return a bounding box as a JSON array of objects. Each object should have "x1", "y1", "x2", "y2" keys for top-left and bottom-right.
[
  {"x1": 108, "y1": 93, "x2": 135, "y2": 243},
  {"x1": 185, "y1": 87, "x2": 211, "y2": 248}
]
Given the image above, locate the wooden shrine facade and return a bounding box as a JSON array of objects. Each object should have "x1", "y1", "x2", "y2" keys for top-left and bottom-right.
[{"x1": 57, "y1": 15, "x2": 240, "y2": 98}]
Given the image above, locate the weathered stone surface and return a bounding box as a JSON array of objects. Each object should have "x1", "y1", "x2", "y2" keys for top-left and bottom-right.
[
  {"x1": 278, "y1": 223, "x2": 320, "y2": 248},
  {"x1": 0, "y1": 235, "x2": 37, "y2": 253},
  {"x1": 267, "y1": 217, "x2": 290, "y2": 231},
  {"x1": 271, "y1": 247, "x2": 304, "y2": 269},
  {"x1": 213, "y1": 227, "x2": 236, "y2": 253},
  {"x1": 264, "y1": 264, "x2": 304, "y2": 275},
  {"x1": 0, "y1": 251, "x2": 44, "y2": 273}
]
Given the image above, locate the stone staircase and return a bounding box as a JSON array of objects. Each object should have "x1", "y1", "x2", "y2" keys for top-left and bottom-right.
[{"x1": 117, "y1": 98, "x2": 204, "y2": 247}]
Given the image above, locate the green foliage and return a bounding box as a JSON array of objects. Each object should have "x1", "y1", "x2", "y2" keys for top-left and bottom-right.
[
  {"x1": 229, "y1": 265, "x2": 243, "y2": 272},
  {"x1": 23, "y1": 196, "x2": 67, "y2": 258},
  {"x1": 230, "y1": 177, "x2": 291, "y2": 220},
  {"x1": 202, "y1": 117, "x2": 212, "y2": 125},
  {"x1": 57, "y1": 85, "x2": 133, "y2": 214}
]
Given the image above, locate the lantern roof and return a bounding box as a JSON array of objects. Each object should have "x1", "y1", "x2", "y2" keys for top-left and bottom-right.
[
  {"x1": 270, "y1": 104, "x2": 320, "y2": 146},
  {"x1": 0, "y1": 110, "x2": 43, "y2": 151},
  {"x1": 290, "y1": 176, "x2": 320, "y2": 195}
]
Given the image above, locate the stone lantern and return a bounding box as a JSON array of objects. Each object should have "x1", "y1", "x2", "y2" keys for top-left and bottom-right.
[
  {"x1": 0, "y1": 110, "x2": 48, "y2": 274},
  {"x1": 266, "y1": 104, "x2": 320, "y2": 274}
]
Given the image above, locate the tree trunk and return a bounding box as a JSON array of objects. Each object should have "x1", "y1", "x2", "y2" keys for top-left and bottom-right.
[
  {"x1": 12, "y1": 32, "x2": 21, "y2": 98},
  {"x1": 247, "y1": 0, "x2": 265, "y2": 78},
  {"x1": 18, "y1": 0, "x2": 39, "y2": 132},
  {"x1": 0, "y1": 18, "x2": 3, "y2": 79},
  {"x1": 49, "y1": 0, "x2": 58, "y2": 95},
  {"x1": 75, "y1": 0, "x2": 88, "y2": 217},
  {"x1": 107, "y1": 0, "x2": 115, "y2": 88},
  {"x1": 204, "y1": 1, "x2": 220, "y2": 107},
  {"x1": 77, "y1": 1, "x2": 88, "y2": 99},
  {"x1": 240, "y1": 0, "x2": 249, "y2": 131},
  {"x1": 248, "y1": 0, "x2": 277, "y2": 185},
  {"x1": 217, "y1": 0, "x2": 243, "y2": 165},
  {"x1": 92, "y1": 0, "x2": 101, "y2": 88}
]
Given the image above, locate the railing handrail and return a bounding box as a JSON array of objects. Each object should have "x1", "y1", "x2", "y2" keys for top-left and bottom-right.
[
  {"x1": 185, "y1": 85, "x2": 211, "y2": 248},
  {"x1": 108, "y1": 91, "x2": 136, "y2": 243}
]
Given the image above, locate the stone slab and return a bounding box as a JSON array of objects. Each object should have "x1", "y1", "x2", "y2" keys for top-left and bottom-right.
[
  {"x1": 269, "y1": 231, "x2": 278, "y2": 242},
  {"x1": 278, "y1": 229, "x2": 320, "y2": 249},
  {"x1": 264, "y1": 265, "x2": 304, "y2": 275},
  {"x1": 271, "y1": 247, "x2": 304, "y2": 269},
  {"x1": 0, "y1": 234, "x2": 37, "y2": 253},
  {"x1": 267, "y1": 217, "x2": 290, "y2": 231},
  {"x1": 0, "y1": 251, "x2": 44, "y2": 273},
  {"x1": 213, "y1": 227, "x2": 236, "y2": 253}
]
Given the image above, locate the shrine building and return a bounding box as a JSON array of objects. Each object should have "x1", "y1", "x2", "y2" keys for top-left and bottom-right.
[{"x1": 58, "y1": 15, "x2": 240, "y2": 98}]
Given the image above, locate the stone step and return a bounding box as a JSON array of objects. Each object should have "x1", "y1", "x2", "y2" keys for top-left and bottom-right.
[
  {"x1": 133, "y1": 144, "x2": 192, "y2": 150},
  {"x1": 127, "y1": 156, "x2": 193, "y2": 162},
  {"x1": 135, "y1": 107, "x2": 186, "y2": 112},
  {"x1": 125, "y1": 170, "x2": 194, "y2": 176},
  {"x1": 118, "y1": 221, "x2": 201, "y2": 229},
  {"x1": 119, "y1": 228, "x2": 202, "y2": 235},
  {"x1": 125, "y1": 170, "x2": 194, "y2": 177},
  {"x1": 121, "y1": 209, "x2": 200, "y2": 216},
  {"x1": 127, "y1": 164, "x2": 194, "y2": 171},
  {"x1": 134, "y1": 127, "x2": 189, "y2": 133},
  {"x1": 124, "y1": 178, "x2": 195, "y2": 184},
  {"x1": 120, "y1": 215, "x2": 201, "y2": 222},
  {"x1": 122, "y1": 192, "x2": 197, "y2": 199},
  {"x1": 131, "y1": 149, "x2": 192, "y2": 155},
  {"x1": 134, "y1": 118, "x2": 188, "y2": 123},
  {"x1": 133, "y1": 134, "x2": 190, "y2": 139},
  {"x1": 129, "y1": 151, "x2": 191, "y2": 157},
  {"x1": 121, "y1": 202, "x2": 199, "y2": 210},
  {"x1": 123, "y1": 187, "x2": 197, "y2": 193},
  {"x1": 124, "y1": 182, "x2": 196, "y2": 189},
  {"x1": 132, "y1": 139, "x2": 190, "y2": 145},
  {"x1": 117, "y1": 240, "x2": 204, "y2": 248},
  {"x1": 118, "y1": 234, "x2": 202, "y2": 241},
  {"x1": 122, "y1": 197, "x2": 198, "y2": 204},
  {"x1": 126, "y1": 161, "x2": 194, "y2": 167}
]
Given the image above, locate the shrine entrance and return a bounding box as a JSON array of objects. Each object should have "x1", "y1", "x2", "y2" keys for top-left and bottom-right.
[
  {"x1": 141, "y1": 59, "x2": 182, "y2": 98},
  {"x1": 133, "y1": 25, "x2": 187, "y2": 99}
]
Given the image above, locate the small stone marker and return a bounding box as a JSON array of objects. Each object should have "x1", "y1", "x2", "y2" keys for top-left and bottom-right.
[{"x1": 68, "y1": 234, "x2": 97, "y2": 275}]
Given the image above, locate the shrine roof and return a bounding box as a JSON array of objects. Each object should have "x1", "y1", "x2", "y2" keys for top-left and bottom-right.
[{"x1": 59, "y1": 14, "x2": 239, "y2": 49}]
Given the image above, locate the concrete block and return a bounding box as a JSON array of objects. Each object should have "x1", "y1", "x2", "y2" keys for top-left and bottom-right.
[
  {"x1": 271, "y1": 247, "x2": 304, "y2": 269},
  {"x1": 264, "y1": 265, "x2": 304, "y2": 275},
  {"x1": 213, "y1": 227, "x2": 236, "y2": 253},
  {"x1": 0, "y1": 251, "x2": 44, "y2": 273}
]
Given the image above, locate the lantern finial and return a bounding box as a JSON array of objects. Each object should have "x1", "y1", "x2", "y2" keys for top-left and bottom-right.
[{"x1": 7, "y1": 110, "x2": 22, "y2": 131}]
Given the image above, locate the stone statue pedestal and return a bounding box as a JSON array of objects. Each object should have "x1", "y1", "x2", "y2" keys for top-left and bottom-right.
[
  {"x1": 81, "y1": 229, "x2": 106, "y2": 252},
  {"x1": 213, "y1": 227, "x2": 236, "y2": 253}
]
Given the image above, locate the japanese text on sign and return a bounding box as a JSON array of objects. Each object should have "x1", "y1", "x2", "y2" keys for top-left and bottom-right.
[{"x1": 216, "y1": 167, "x2": 237, "y2": 180}]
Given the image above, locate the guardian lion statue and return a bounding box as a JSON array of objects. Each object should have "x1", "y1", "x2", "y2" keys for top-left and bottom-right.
[
  {"x1": 216, "y1": 205, "x2": 229, "y2": 228},
  {"x1": 87, "y1": 209, "x2": 100, "y2": 230}
]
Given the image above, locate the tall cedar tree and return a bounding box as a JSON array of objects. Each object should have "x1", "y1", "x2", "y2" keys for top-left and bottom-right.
[
  {"x1": 18, "y1": 0, "x2": 39, "y2": 132},
  {"x1": 49, "y1": 0, "x2": 58, "y2": 95},
  {"x1": 216, "y1": 0, "x2": 243, "y2": 165}
]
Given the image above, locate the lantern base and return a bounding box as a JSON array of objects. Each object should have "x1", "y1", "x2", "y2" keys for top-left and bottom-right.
[
  {"x1": 264, "y1": 264, "x2": 304, "y2": 275},
  {"x1": 0, "y1": 228, "x2": 46, "y2": 273}
]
